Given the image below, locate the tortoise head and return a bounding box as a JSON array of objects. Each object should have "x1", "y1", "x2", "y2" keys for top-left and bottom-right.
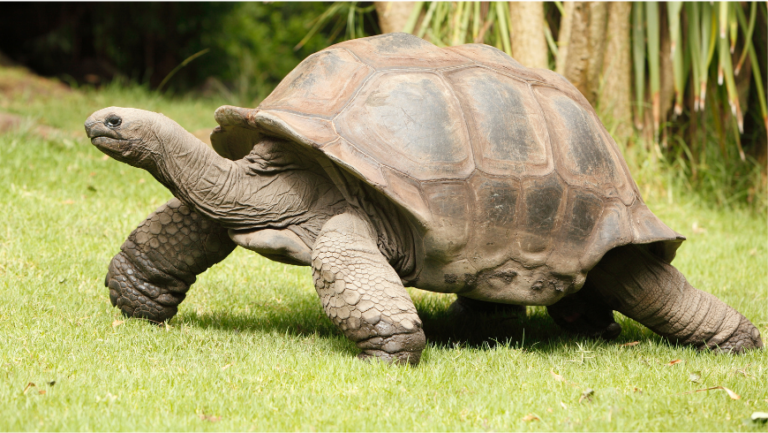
[{"x1": 84, "y1": 107, "x2": 182, "y2": 169}]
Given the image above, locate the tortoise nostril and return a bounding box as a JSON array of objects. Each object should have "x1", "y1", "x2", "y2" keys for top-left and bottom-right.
[{"x1": 106, "y1": 115, "x2": 122, "y2": 128}]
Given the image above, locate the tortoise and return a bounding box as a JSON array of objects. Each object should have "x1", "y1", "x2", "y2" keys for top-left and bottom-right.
[{"x1": 84, "y1": 33, "x2": 762, "y2": 364}]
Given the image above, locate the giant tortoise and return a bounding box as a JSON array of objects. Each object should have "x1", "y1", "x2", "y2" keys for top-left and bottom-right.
[{"x1": 84, "y1": 33, "x2": 762, "y2": 364}]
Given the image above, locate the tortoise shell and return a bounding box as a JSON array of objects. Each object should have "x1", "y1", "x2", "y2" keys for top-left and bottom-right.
[{"x1": 211, "y1": 33, "x2": 683, "y2": 298}]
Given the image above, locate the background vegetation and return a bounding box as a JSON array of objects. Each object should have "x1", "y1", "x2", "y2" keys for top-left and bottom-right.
[{"x1": 1, "y1": 2, "x2": 763, "y2": 210}]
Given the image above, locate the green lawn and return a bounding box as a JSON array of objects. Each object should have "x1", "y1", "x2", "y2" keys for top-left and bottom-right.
[{"x1": 1, "y1": 72, "x2": 766, "y2": 431}]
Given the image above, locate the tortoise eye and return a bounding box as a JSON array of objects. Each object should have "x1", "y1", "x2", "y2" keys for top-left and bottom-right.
[{"x1": 105, "y1": 115, "x2": 122, "y2": 128}]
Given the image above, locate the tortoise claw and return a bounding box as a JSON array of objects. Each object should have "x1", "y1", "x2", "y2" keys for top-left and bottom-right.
[{"x1": 698, "y1": 316, "x2": 764, "y2": 354}]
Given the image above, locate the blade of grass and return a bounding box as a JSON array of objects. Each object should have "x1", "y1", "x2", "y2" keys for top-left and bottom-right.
[
  {"x1": 687, "y1": 2, "x2": 702, "y2": 111},
  {"x1": 718, "y1": 2, "x2": 744, "y2": 139},
  {"x1": 432, "y1": 1, "x2": 451, "y2": 46},
  {"x1": 347, "y1": 3, "x2": 356, "y2": 39},
  {"x1": 495, "y1": 2, "x2": 513, "y2": 56},
  {"x1": 717, "y1": 2, "x2": 728, "y2": 86},
  {"x1": 450, "y1": 2, "x2": 463, "y2": 45},
  {"x1": 416, "y1": 1, "x2": 438, "y2": 38},
  {"x1": 728, "y1": 3, "x2": 738, "y2": 54},
  {"x1": 475, "y1": 7, "x2": 495, "y2": 44},
  {"x1": 668, "y1": 2, "x2": 682, "y2": 58},
  {"x1": 457, "y1": 0, "x2": 472, "y2": 45},
  {"x1": 699, "y1": 2, "x2": 714, "y2": 108},
  {"x1": 734, "y1": 2, "x2": 757, "y2": 76},
  {"x1": 493, "y1": 6, "x2": 504, "y2": 51},
  {"x1": 544, "y1": 18, "x2": 558, "y2": 60},
  {"x1": 156, "y1": 49, "x2": 209, "y2": 93},
  {"x1": 554, "y1": 1, "x2": 565, "y2": 17},
  {"x1": 402, "y1": 1, "x2": 424, "y2": 34},
  {"x1": 747, "y1": 43, "x2": 768, "y2": 137},
  {"x1": 730, "y1": 107, "x2": 746, "y2": 162},
  {"x1": 472, "y1": 2, "x2": 481, "y2": 42},
  {"x1": 295, "y1": 3, "x2": 345, "y2": 50},
  {"x1": 736, "y1": 5, "x2": 768, "y2": 136},
  {"x1": 668, "y1": 2, "x2": 684, "y2": 115}
]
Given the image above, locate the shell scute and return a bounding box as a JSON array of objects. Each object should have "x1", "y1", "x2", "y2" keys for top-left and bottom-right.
[
  {"x1": 260, "y1": 48, "x2": 371, "y2": 117},
  {"x1": 518, "y1": 174, "x2": 565, "y2": 260},
  {"x1": 579, "y1": 199, "x2": 633, "y2": 269},
  {"x1": 544, "y1": 189, "x2": 605, "y2": 278},
  {"x1": 336, "y1": 32, "x2": 470, "y2": 69},
  {"x1": 380, "y1": 167, "x2": 430, "y2": 222},
  {"x1": 445, "y1": 67, "x2": 551, "y2": 176},
  {"x1": 466, "y1": 174, "x2": 521, "y2": 270},
  {"x1": 446, "y1": 44, "x2": 545, "y2": 82},
  {"x1": 420, "y1": 180, "x2": 472, "y2": 259},
  {"x1": 256, "y1": 111, "x2": 337, "y2": 147},
  {"x1": 322, "y1": 139, "x2": 386, "y2": 187},
  {"x1": 565, "y1": 190, "x2": 604, "y2": 243},
  {"x1": 534, "y1": 85, "x2": 634, "y2": 204},
  {"x1": 334, "y1": 71, "x2": 473, "y2": 180}
]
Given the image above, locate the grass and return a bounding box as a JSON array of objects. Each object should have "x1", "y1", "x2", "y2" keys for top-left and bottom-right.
[{"x1": 0, "y1": 70, "x2": 767, "y2": 431}]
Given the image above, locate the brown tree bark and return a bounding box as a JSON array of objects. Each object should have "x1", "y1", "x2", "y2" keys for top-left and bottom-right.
[
  {"x1": 601, "y1": 2, "x2": 633, "y2": 139},
  {"x1": 508, "y1": 2, "x2": 548, "y2": 69},
  {"x1": 556, "y1": 2, "x2": 584, "y2": 88},
  {"x1": 375, "y1": 2, "x2": 416, "y2": 34},
  {"x1": 556, "y1": 2, "x2": 608, "y2": 105},
  {"x1": 658, "y1": 5, "x2": 675, "y2": 130},
  {"x1": 586, "y1": 2, "x2": 608, "y2": 104}
]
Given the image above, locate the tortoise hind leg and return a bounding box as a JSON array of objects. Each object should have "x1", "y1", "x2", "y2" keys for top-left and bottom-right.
[
  {"x1": 107, "y1": 198, "x2": 236, "y2": 322},
  {"x1": 546, "y1": 282, "x2": 622, "y2": 340},
  {"x1": 587, "y1": 244, "x2": 762, "y2": 353},
  {"x1": 312, "y1": 210, "x2": 426, "y2": 365}
]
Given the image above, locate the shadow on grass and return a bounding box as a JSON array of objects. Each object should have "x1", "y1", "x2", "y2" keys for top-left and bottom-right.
[
  {"x1": 175, "y1": 295, "x2": 652, "y2": 354},
  {"x1": 176, "y1": 298, "x2": 341, "y2": 340}
]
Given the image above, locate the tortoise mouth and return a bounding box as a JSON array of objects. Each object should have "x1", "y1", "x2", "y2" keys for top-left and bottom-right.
[
  {"x1": 91, "y1": 135, "x2": 131, "y2": 155},
  {"x1": 91, "y1": 135, "x2": 123, "y2": 145}
]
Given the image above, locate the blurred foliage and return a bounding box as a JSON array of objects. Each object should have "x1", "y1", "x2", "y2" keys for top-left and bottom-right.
[
  {"x1": 0, "y1": 3, "x2": 362, "y2": 104},
  {"x1": 204, "y1": 2, "x2": 349, "y2": 104},
  {"x1": 297, "y1": 2, "x2": 379, "y2": 50}
]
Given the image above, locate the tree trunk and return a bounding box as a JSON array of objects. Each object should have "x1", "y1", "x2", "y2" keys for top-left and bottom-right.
[
  {"x1": 375, "y1": 2, "x2": 416, "y2": 34},
  {"x1": 556, "y1": 2, "x2": 582, "y2": 87},
  {"x1": 601, "y1": 2, "x2": 633, "y2": 140},
  {"x1": 658, "y1": 4, "x2": 676, "y2": 132},
  {"x1": 556, "y1": 2, "x2": 608, "y2": 106},
  {"x1": 508, "y1": 2, "x2": 548, "y2": 69},
  {"x1": 586, "y1": 2, "x2": 608, "y2": 104}
]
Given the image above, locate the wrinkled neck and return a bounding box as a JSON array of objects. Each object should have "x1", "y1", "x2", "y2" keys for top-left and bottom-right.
[
  {"x1": 146, "y1": 126, "x2": 320, "y2": 233},
  {"x1": 153, "y1": 127, "x2": 211, "y2": 185},
  {"x1": 149, "y1": 124, "x2": 247, "y2": 221}
]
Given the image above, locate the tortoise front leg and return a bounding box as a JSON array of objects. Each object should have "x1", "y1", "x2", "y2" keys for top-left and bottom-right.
[
  {"x1": 107, "y1": 198, "x2": 236, "y2": 322},
  {"x1": 588, "y1": 244, "x2": 763, "y2": 353},
  {"x1": 311, "y1": 210, "x2": 426, "y2": 365}
]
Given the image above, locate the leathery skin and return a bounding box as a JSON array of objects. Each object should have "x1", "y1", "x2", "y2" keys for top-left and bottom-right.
[
  {"x1": 311, "y1": 210, "x2": 426, "y2": 365},
  {"x1": 106, "y1": 198, "x2": 235, "y2": 322},
  {"x1": 588, "y1": 245, "x2": 763, "y2": 353}
]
